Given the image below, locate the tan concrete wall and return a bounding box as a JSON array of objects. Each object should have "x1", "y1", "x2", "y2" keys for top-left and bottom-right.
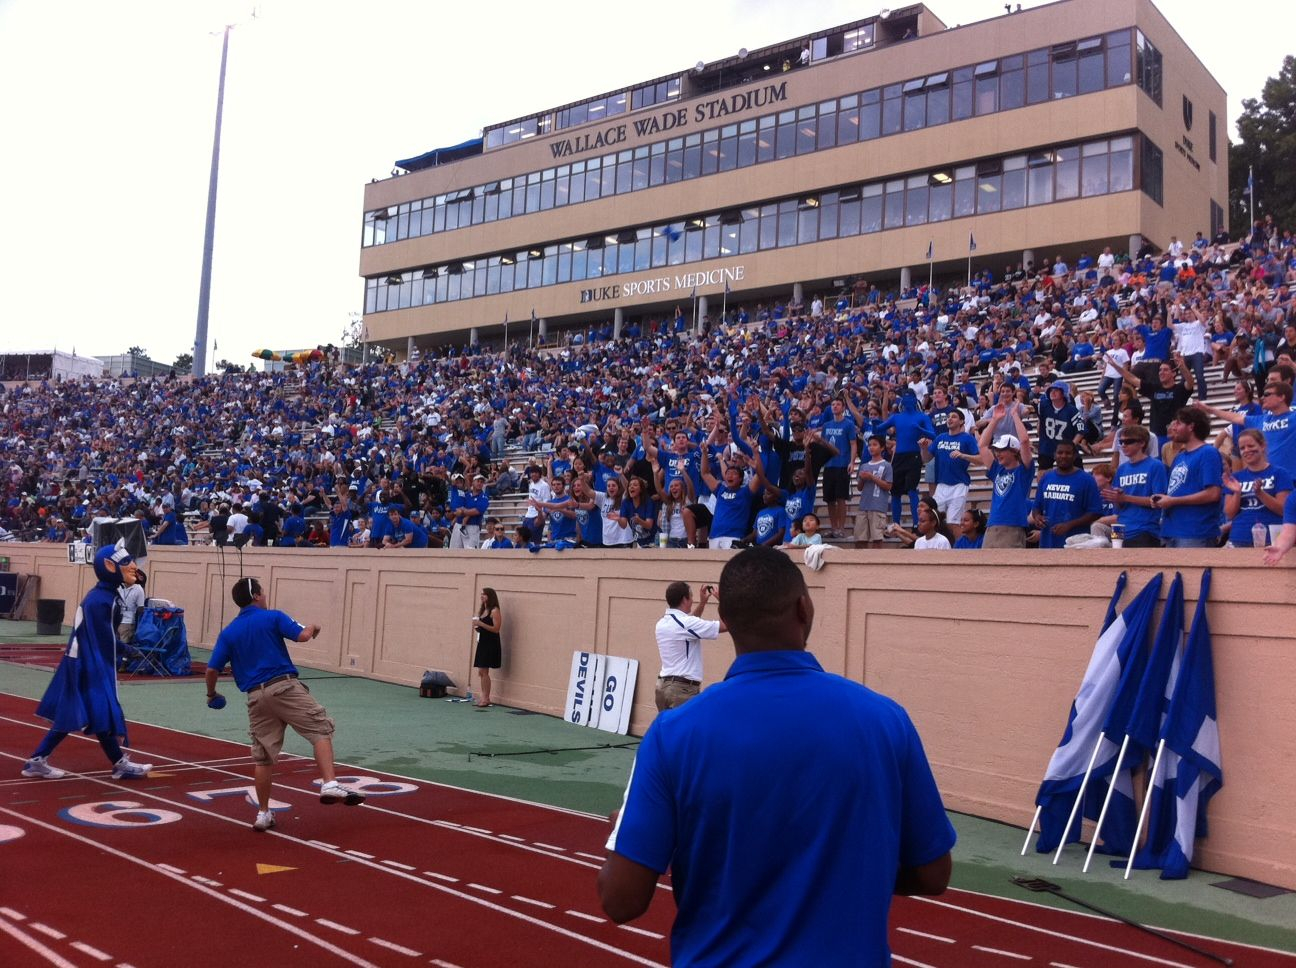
[{"x1": 7, "y1": 543, "x2": 1292, "y2": 888}]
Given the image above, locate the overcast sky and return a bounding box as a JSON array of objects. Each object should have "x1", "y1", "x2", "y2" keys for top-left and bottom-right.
[{"x1": 0, "y1": 0, "x2": 1281, "y2": 368}]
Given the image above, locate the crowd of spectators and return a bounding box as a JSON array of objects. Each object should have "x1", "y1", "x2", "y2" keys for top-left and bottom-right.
[{"x1": 3, "y1": 217, "x2": 1294, "y2": 553}]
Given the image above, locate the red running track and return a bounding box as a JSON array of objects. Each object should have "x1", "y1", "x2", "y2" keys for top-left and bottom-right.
[{"x1": 0, "y1": 692, "x2": 1291, "y2": 968}]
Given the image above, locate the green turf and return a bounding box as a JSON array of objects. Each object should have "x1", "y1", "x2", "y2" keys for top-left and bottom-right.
[{"x1": 4, "y1": 617, "x2": 1292, "y2": 956}]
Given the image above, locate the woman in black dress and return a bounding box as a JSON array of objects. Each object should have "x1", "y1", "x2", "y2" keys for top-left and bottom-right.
[{"x1": 471, "y1": 587, "x2": 503, "y2": 708}]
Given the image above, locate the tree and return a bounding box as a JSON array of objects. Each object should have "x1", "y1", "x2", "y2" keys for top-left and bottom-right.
[
  {"x1": 214, "y1": 359, "x2": 243, "y2": 374},
  {"x1": 172, "y1": 352, "x2": 193, "y2": 374},
  {"x1": 1229, "y1": 55, "x2": 1296, "y2": 235},
  {"x1": 126, "y1": 345, "x2": 148, "y2": 359}
]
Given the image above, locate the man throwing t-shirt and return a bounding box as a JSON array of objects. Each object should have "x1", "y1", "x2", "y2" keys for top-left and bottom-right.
[
  {"x1": 602, "y1": 548, "x2": 954, "y2": 965},
  {"x1": 206, "y1": 577, "x2": 365, "y2": 832}
]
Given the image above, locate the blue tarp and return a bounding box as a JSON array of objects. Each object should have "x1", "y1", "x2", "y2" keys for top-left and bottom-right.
[
  {"x1": 395, "y1": 137, "x2": 484, "y2": 172},
  {"x1": 124, "y1": 607, "x2": 192, "y2": 677}
]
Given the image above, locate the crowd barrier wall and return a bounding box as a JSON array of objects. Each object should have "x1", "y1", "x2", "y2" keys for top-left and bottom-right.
[{"x1": 7, "y1": 543, "x2": 1292, "y2": 889}]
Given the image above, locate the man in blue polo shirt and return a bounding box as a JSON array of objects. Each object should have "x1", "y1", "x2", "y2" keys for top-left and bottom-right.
[
  {"x1": 206, "y1": 577, "x2": 365, "y2": 833},
  {"x1": 599, "y1": 547, "x2": 954, "y2": 966}
]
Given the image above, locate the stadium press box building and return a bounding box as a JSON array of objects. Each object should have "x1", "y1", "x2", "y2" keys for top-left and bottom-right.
[{"x1": 358, "y1": 0, "x2": 1226, "y2": 354}]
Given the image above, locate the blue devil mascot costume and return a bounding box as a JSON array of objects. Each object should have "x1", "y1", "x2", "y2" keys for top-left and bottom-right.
[{"x1": 21, "y1": 544, "x2": 154, "y2": 780}]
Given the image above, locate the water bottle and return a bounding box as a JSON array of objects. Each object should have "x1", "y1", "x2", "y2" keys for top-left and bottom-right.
[
  {"x1": 658, "y1": 531, "x2": 668, "y2": 549},
  {"x1": 1253, "y1": 522, "x2": 1268, "y2": 548}
]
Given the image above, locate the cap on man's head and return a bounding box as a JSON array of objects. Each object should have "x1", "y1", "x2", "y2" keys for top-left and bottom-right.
[{"x1": 991, "y1": 434, "x2": 1021, "y2": 451}]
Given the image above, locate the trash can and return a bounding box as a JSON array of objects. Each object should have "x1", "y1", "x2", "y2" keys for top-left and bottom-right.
[{"x1": 36, "y1": 599, "x2": 65, "y2": 635}]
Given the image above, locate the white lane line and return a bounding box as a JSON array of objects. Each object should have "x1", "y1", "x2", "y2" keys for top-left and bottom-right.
[
  {"x1": 511, "y1": 895, "x2": 556, "y2": 910},
  {"x1": 898, "y1": 927, "x2": 956, "y2": 944},
  {"x1": 915, "y1": 896, "x2": 1194, "y2": 968},
  {"x1": 430, "y1": 960, "x2": 464, "y2": 968},
  {"x1": 0, "y1": 918, "x2": 78, "y2": 968},
  {"x1": 567, "y1": 910, "x2": 604, "y2": 923},
  {"x1": 467, "y1": 883, "x2": 502, "y2": 895},
  {"x1": 893, "y1": 956, "x2": 941, "y2": 968},
  {"x1": 437, "y1": 820, "x2": 462, "y2": 828},
  {"x1": 618, "y1": 925, "x2": 664, "y2": 940},
  {"x1": 272, "y1": 903, "x2": 308, "y2": 918},
  {"x1": 381, "y1": 860, "x2": 416, "y2": 871},
  {"x1": 70, "y1": 940, "x2": 114, "y2": 961},
  {"x1": 0, "y1": 806, "x2": 380, "y2": 968},
  {"x1": 0, "y1": 907, "x2": 25, "y2": 920},
  {"x1": 0, "y1": 749, "x2": 666, "y2": 968},
  {"x1": 344, "y1": 849, "x2": 375, "y2": 859},
  {"x1": 368, "y1": 937, "x2": 421, "y2": 957},
  {"x1": 315, "y1": 917, "x2": 361, "y2": 936},
  {"x1": 1050, "y1": 963, "x2": 1084, "y2": 968},
  {"x1": 29, "y1": 922, "x2": 66, "y2": 940},
  {"x1": 499, "y1": 834, "x2": 525, "y2": 842},
  {"x1": 191, "y1": 876, "x2": 222, "y2": 887},
  {"x1": 575, "y1": 851, "x2": 604, "y2": 862},
  {"x1": 229, "y1": 889, "x2": 266, "y2": 903},
  {"x1": 423, "y1": 871, "x2": 459, "y2": 883},
  {"x1": 461, "y1": 825, "x2": 491, "y2": 834},
  {"x1": 309, "y1": 839, "x2": 340, "y2": 850},
  {"x1": 973, "y1": 946, "x2": 1031, "y2": 960},
  {"x1": 533, "y1": 842, "x2": 566, "y2": 851},
  {"x1": 157, "y1": 864, "x2": 186, "y2": 875}
]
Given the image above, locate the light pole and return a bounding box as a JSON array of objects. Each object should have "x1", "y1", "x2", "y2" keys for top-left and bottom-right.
[{"x1": 193, "y1": 24, "x2": 234, "y2": 379}]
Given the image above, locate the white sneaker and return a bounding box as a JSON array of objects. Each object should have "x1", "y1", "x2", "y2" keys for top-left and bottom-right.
[
  {"x1": 21, "y1": 756, "x2": 66, "y2": 779},
  {"x1": 252, "y1": 810, "x2": 276, "y2": 832},
  {"x1": 111, "y1": 755, "x2": 153, "y2": 779},
  {"x1": 319, "y1": 780, "x2": 365, "y2": 806}
]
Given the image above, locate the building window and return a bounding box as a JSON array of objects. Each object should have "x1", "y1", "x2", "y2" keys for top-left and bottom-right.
[
  {"x1": 1210, "y1": 199, "x2": 1225, "y2": 239},
  {"x1": 1209, "y1": 110, "x2": 1217, "y2": 163},
  {"x1": 1135, "y1": 30, "x2": 1162, "y2": 106},
  {"x1": 365, "y1": 132, "x2": 1142, "y2": 313},
  {"x1": 1141, "y1": 134, "x2": 1163, "y2": 206}
]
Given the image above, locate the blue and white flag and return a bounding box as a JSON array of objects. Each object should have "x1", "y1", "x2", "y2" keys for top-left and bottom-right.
[
  {"x1": 1035, "y1": 572, "x2": 1159, "y2": 855},
  {"x1": 969, "y1": 232, "x2": 977, "y2": 252},
  {"x1": 1126, "y1": 573, "x2": 1184, "y2": 758},
  {"x1": 1133, "y1": 570, "x2": 1222, "y2": 879}
]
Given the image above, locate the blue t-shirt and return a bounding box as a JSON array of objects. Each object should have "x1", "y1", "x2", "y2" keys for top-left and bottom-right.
[
  {"x1": 753, "y1": 505, "x2": 788, "y2": 545},
  {"x1": 1162, "y1": 444, "x2": 1224, "y2": 540},
  {"x1": 279, "y1": 514, "x2": 306, "y2": 547},
  {"x1": 1033, "y1": 469, "x2": 1102, "y2": 548},
  {"x1": 329, "y1": 507, "x2": 353, "y2": 546},
  {"x1": 987, "y1": 458, "x2": 1035, "y2": 528},
  {"x1": 1245, "y1": 410, "x2": 1296, "y2": 480},
  {"x1": 153, "y1": 510, "x2": 188, "y2": 545},
  {"x1": 954, "y1": 534, "x2": 983, "y2": 549},
  {"x1": 547, "y1": 495, "x2": 578, "y2": 542},
  {"x1": 208, "y1": 607, "x2": 304, "y2": 692},
  {"x1": 818, "y1": 417, "x2": 857, "y2": 469},
  {"x1": 607, "y1": 650, "x2": 955, "y2": 968},
  {"x1": 1115, "y1": 455, "x2": 1168, "y2": 539},
  {"x1": 783, "y1": 485, "x2": 817, "y2": 526},
  {"x1": 1229, "y1": 465, "x2": 1292, "y2": 546},
  {"x1": 711, "y1": 483, "x2": 757, "y2": 539},
  {"x1": 574, "y1": 499, "x2": 603, "y2": 546},
  {"x1": 930, "y1": 432, "x2": 978, "y2": 487}
]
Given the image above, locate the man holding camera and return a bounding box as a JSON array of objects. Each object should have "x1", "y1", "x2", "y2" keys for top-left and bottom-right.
[{"x1": 653, "y1": 582, "x2": 727, "y2": 712}]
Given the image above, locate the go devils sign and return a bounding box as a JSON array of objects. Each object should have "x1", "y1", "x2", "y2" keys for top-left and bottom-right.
[{"x1": 549, "y1": 82, "x2": 789, "y2": 160}]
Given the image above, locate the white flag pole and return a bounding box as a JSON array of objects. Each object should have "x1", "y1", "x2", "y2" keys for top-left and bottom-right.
[
  {"x1": 1020, "y1": 805, "x2": 1043, "y2": 855},
  {"x1": 1083, "y1": 734, "x2": 1130, "y2": 872},
  {"x1": 1052, "y1": 733, "x2": 1106, "y2": 864},
  {"x1": 1124, "y1": 737, "x2": 1168, "y2": 879}
]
